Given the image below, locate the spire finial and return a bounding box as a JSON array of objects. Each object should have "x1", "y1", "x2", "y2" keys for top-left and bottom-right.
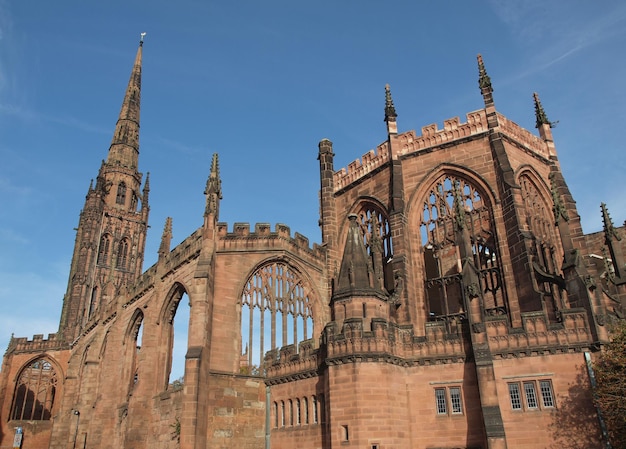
[
  {"x1": 384, "y1": 84, "x2": 397, "y2": 123},
  {"x1": 601, "y1": 203, "x2": 619, "y2": 241},
  {"x1": 204, "y1": 153, "x2": 223, "y2": 218},
  {"x1": 533, "y1": 92, "x2": 551, "y2": 129},
  {"x1": 477, "y1": 54, "x2": 492, "y2": 92},
  {"x1": 158, "y1": 217, "x2": 173, "y2": 260},
  {"x1": 140, "y1": 32, "x2": 146, "y2": 46}
]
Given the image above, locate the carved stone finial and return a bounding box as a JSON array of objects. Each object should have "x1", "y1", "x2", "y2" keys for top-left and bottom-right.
[
  {"x1": 601, "y1": 202, "x2": 620, "y2": 242},
  {"x1": 533, "y1": 92, "x2": 551, "y2": 129},
  {"x1": 384, "y1": 84, "x2": 397, "y2": 122},
  {"x1": 477, "y1": 54, "x2": 492, "y2": 92}
]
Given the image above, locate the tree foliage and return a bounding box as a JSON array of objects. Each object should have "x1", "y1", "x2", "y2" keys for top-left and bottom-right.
[{"x1": 593, "y1": 320, "x2": 626, "y2": 448}]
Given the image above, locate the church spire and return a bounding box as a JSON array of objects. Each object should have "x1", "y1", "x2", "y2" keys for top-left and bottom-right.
[{"x1": 107, "y1": 38, "x2": 143, "y2": 169}]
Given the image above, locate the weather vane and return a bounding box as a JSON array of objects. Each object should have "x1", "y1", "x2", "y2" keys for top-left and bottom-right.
[{"x1": 140, "y1": 32, "x2": 147, "y2": 43}]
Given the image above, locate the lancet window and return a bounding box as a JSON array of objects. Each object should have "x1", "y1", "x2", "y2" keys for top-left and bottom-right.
[
  {"x1": 116, "y1": 239, "x2": 129, "y2": 270},
  {"x1": 116, "y1": 182, "x2": 127, "y2": 205},
  {"x1": 356, "y1": 202, "x2": 393, "y2": 291},
  {"x1": 420, "y1": 174, "x2": 505, "y2": 324},
  {"x1": 11, "y1": 358, "x2": 58, "y2": 421},
  {"x1": 240, "y1": 261, "x2": 315, "y2": 373},
  {"x1": 97, "y1": 234, "x2": 111, "y2": 265}
]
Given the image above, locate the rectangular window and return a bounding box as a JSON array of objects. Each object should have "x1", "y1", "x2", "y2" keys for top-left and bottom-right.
[
  {"x1": 435, "y1": 388, "x2": 447, "y2": 414},
  {"x1": 449, "y1": 387, "x2": 463, "y2": 414},
  {"x1": 508, "y1": 383, "x2": 522, "y2": 410},
  {"x1": 540, "y1": 380, "x2": 555, "y2": 408},
  {"x1": 523, "y1": 382, "x2": 538, "y2": 409}
]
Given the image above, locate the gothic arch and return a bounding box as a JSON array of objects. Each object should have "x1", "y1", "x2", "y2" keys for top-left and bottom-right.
[
  {"x1": 516, "y1": 168, "x2": 565, "y2": 312},
  {"x1": 157, "y1": 282, "x2": 190, "y2": 388},
  {"x1": 342, "y1": 197, "x2": 394, "y2": 291},
  {"x1": 238, "y1": 257, "x2": 319, "y2": 373},
  {"x1": 409, "y1": 167, "x2": 507, "y2": 324},
  {"x1": 10, "y1": 356, "x2": 62, "y2": 421},
  {"x1": 124, "y1": 309, "x2": 144, "y2": 395}
]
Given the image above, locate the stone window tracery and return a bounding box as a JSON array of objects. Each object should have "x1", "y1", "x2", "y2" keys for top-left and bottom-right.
[
  {"x1": 11, "y1": 358, "x2": 58, "y2": 421},
  {"x1": 356, "y1": 202, "x2": 393, "y2": 291},
  {"x1": 420, "y1": 174, "x2": 506, "y2": 324},
  {"x1": 240, "y1": 261, "x2": 315, "y2": 373}
]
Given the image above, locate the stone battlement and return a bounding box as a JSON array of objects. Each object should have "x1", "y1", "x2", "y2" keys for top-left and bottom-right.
[
  {"x1": 333, "y1": 110, "x2": 489, "y2": 191},
  {"x1": 496, "y1": 113, "x2": 550, "y2": 159},
  {"x1": 216, "y1": 222, "x2": 324, "y2": 257},
  {"x1": 332, "y1": 109, "x2": 552, "y2": 192},
  {"x1": 7, "y1": 333, "x2": 67, "y2": 354}
]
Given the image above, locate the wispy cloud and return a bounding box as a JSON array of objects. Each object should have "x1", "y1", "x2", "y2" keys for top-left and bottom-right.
[
  {"x1": 489, "y1": 0, "x2": 626, "y2": 81},
  {"x1": 0, "y1": 103, "x2": 110, "y2": 134},
  {"x1": 153, "y1": 136, "x2": 206, "y2": 156},
  {"x1": 0, "y1": 227, "x2": 29, "y2": 245}
]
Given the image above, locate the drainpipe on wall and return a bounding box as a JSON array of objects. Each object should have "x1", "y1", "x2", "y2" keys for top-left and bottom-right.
[
  {"x1": 265, "y1": 385, "x2": 271, "y2": 449},
  {"x1": 584, "y1": 352, "x2": 612, "y2": 449}
]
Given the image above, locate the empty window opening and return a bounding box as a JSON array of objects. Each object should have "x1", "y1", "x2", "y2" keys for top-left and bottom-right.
[
  {"x1": 420, "y1": 175, "x2": 506, "y2": 324},
  {"x1": 11, "y1": 359, "x2": 57, "y2": 420},
  {"x1": 163, "y1": 286, "x2": 190, "y2": 389},
  {"x1": 240, "y1": 261, "x2": 315, "y2": 374}
]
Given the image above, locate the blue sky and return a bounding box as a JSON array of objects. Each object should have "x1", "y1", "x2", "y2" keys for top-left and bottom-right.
[{"x1": 1, "y1": 0, "x2": 625, "y2": 373}]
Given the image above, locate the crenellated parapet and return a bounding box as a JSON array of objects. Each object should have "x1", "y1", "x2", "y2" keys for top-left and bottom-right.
[
  {"x1": 216, "y1": 222, "x2": 324, "y2": 258},
  {"x1": 6, "y1": 333, "x2": 68, "y2": 355},
  {"x1": 497, "y1": 112, "x2": 550, "y2": 159},
  {"x1": 485, "y1": 309, "x2": 594, "y2": 357},
  {"x1": 397, "y1": 110, "x2": 488, "y2": 157},
  {"x1": 264, "y1": 340, "x2": 321, "y2": 384},
  {"x1": 333, "y1": 141, "x2": 390, "y2": 191}
]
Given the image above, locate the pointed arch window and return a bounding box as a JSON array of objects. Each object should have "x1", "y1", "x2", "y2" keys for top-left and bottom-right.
[
  {"x1": 356, "y1": 202, "x2": 393, "y2": 291},
  {"x1": 97, "y1": 234, "x2": 111, "y2": 265},
  {"x1": 240, "y1": 261, "x2": 315, "y2": 374},
  {"x1": 127, "y1": 310, "x2": 144, "y2": 393},
  {"x1": 520, "y1": 174, "x2": 564, "y2": 316},
  {"x1": 11, "y1": 358, "x2": 58, "y2": 421},
  {"x1": 116, "y1": 182, "x2": 127, "y2": 205},
  {"x1": 420, "y1": 174, "x2": 506, "y2": 324},
  {"x1": 116, "y1": 239, "x2": 129, "y2": 270}
]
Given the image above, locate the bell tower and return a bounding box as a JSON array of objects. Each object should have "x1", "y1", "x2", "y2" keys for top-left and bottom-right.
[{"x1": 59, "y1": 38, "x2": 149, "y2": 342}]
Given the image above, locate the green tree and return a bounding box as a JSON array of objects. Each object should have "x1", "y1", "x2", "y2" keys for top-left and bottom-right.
[{"x1": 593, "y1": 320, "x2": 626, "y2": 448}]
